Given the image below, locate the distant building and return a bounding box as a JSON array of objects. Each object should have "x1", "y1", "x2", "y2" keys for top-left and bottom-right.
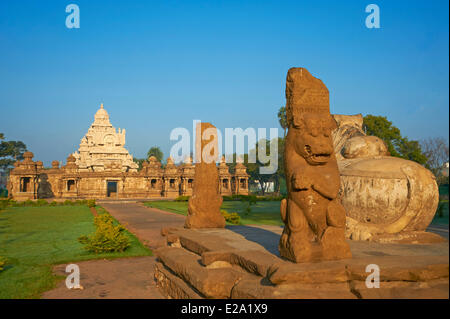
[
  {"x1": 253, "y1": 180, "x2": 275, "y2": 193},
  {"x1": 8, "y1": 104, "x2": 248, "y2": 200}
]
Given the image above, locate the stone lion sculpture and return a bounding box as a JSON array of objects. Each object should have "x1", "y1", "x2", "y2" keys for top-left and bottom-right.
[
  {"x1": 332, "y1": 114, "x2": 442, "y2": 243},
  {"x1": 279, "y1": 68, "x2": 352, "y2": 263}
]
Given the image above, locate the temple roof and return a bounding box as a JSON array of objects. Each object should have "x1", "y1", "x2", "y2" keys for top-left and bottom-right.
[
  {"x1": 93, "y1": 103, "x2": 112, "y2": 127},
  {"x1": 73, "y1": 103, "x2": 138, "y2": 172}
]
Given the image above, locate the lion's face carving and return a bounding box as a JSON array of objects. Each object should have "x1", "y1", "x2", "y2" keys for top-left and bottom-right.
[{"x1": 290, "y1": 113, "x2": 337, "y2": 166}]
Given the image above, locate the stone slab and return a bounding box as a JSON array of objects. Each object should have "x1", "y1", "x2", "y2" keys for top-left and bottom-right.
[
  {"x1": 154, "y1": 262, "x2": 203, "y2": 299},
  {"x1": 269, "y1": 255, "x2": 449, "y2": 285},
  {"x1": 351, "y1": 279, "x2": 449, "y2": 299},
  {"x1": 231, "y1": 279, "x2": 357, "y2": 299},
  {"x1": 157, "y1": 226, "x2": 449, "y2": 299},
  {"x1": 155, "y1": 246, "x2": 249, "y2": 298}
]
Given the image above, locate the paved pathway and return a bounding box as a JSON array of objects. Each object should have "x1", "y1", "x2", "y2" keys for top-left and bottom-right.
[{"x1": 42, "y1": 203, "x2": 185, "y2": 299}]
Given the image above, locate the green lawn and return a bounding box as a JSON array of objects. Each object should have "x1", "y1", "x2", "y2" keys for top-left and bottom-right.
[
  {"x1": 0, "y1": 205, "x2": 151, "y2": 299},
  {"x1": 145, "y1": 200, "x2": 283, "y2": 226}
]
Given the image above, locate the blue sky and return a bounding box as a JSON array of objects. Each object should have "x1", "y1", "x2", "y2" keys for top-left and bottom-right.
[{"x1": 0, "y1": 0, "x2": 448, "y2": 165}]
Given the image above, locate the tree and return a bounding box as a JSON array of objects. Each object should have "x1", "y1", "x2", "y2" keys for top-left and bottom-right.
[
  {"x1": 397, "y1": 138, "x2": 428, "y2": 165},
  {"x1": 133, "y1": 158, "x2": 146, "y2": 171},
  {"x1": 278, "y1": 106, "x2": 288, "y2": 138},
  {"x1": 147, "y1": 146, "x2": 163, "y2": 162},
  {"x1": 421, "y1": 137, "x2": 449, "y2": 184},
  {"x1": 363, "y1": 115, "x2": 427, "y2": 165},
  {"x1": 0, "y1": 134, "x2": 27, "y2": 173},
  {"x1": 267, "y1": 137, "x2": 285, "y2": 194},
  {"x1": 363, "y1": 115, "x2": 402, "y2": 157},
  {"x1": 228, "y1": 138, "x2": 284, "y2": 195}
]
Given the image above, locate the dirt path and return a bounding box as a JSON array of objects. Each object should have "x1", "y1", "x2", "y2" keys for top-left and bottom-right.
[
  {"x1": 42, "y1": 257, "x2": 164, "y2": 299},
  {"x1": 42, "y1": 202, "x2": 185, "y2": 299}
]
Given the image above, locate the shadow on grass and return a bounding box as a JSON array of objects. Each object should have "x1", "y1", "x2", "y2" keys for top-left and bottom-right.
[{"x1": 226, "y1": 225, "x2": 281, "y2": 256}]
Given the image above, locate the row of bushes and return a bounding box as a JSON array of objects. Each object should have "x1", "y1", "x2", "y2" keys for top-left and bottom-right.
[
  {"x1": 222, "y1": 194, "x2": 285, "y2": 202},
  {"x1": 174, "y1": 195, "x2": 190, "y2": 202},
  {"x1": 78, "y1": 213, "x2": 130, "y2": 253},
  {"x1": 174, "y1": 194, "x2": 285, "y2": 202},
  {"x1": 0, "y1": 198, "x2": 96, "y2": 208}
]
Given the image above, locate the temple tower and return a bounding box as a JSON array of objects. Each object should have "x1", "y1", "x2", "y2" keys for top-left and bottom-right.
[{"x1": 73, "y1": 104, "x2": 138, "y2": 172}]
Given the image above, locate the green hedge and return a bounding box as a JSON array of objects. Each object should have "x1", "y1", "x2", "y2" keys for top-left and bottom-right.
[
  {"x1": 78, "y1": 213, "x2": 130, "y2": 253},
  {"x1": 221, "y1": 209, "x2": 241, "y2": 225},
  {"x1": 0, "y1": 199, "x2": 96, "y2": 208},
  {"x1": 222, "y1": 194, "x2": 284, "y2": 202},
  {"x1": 174, "y1": 195, "x2": 190, "y2": 202}
]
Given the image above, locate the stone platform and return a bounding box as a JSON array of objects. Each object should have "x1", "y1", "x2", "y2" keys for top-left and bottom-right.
[{"x1": 154, "y1": 226, "x2": 449, "y2": 299}]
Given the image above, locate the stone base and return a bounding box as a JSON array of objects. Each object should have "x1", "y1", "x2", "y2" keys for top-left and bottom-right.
[
  {"x1": 155, "y1": 227, "x2": 449, "y2": 299},
  {"x1": 369, "y1": 231, "x2": 446, "y2": 244}
]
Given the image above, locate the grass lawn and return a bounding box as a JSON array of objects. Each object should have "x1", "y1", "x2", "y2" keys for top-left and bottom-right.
[
  {"x1": 0, "y1": 205, "x2": 151, "y2": 299},
  {"x1": 145, "y1": 200, "x2": 283, "y2": 226}
]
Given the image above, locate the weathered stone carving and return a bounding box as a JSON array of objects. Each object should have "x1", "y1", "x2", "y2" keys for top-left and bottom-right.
[
  {"x1": 332, "y1": 114, "x2": 441, "y2": 243},
  {"x1": 185, "y1": 122, "x2": 225, "y2": 229},
  {"x1": 279, "y1": 67, "x2": 351, "y2": 263},
  {"x1": 332, "y1": 114, "x2": 390, "y2": 160}
]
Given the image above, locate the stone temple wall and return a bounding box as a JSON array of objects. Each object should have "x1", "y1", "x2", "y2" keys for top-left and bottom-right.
[
  {"x1": 7, "y1": 153, "x2": 249, "y2": 200},
  {"x1": 7, "y1": 104, "x2": 249, "y2": 201}
]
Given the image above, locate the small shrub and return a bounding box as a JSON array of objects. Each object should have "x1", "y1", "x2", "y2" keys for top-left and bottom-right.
[
  {"x1": 0, "y1": 256, "x2": 6, "y2": 272},
  {"x1": 24, "y1": 199, "x2": 35, "y2": 206},
  {"x1": 8, "y1": 200, "x2": 18, "y2": 207},
  {"x1": 36, "y1": 199, "x2": 49, "y2": 206},
  {"x1": 78, "y1": 213, "x2": 130, "y2": 253},
  {"x1": 49, "y1": 201, "x2": 59, "y2": 206},
  {"x1": 63, "y1": 199, "x2": 74, "y2": 206},
  {"x1": 78, "y1": 199, "x2": 88, "y2": 206},
  {"x1": 87, "y1": 199, "x2": 96, "y2": 208},
  {"x1": 174, "y1": 196, "x2": 190, "y2": 202},
  {"x1": 221, "y1": 209, "x2": 241, "y2": 225}
]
